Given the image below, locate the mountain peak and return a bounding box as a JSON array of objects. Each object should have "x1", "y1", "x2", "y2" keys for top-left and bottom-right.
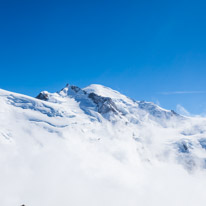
[
  {"x1": 35, "y1": 83, "x2": 184, "y2": 123},
  {"x1": 83, "y1": 84, "x2": 130, "y2": 102},
  {"x1": 58, "y1": 84, "x2": 84, "y2": 97},
  {"x1": 1, "y1": 83, "x2": 206, "y2": 205}
]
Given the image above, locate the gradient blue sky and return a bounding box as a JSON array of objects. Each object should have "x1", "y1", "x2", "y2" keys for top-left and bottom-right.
[{"x1": 0, "y1": 0, "x2": 206, "y2": 115}]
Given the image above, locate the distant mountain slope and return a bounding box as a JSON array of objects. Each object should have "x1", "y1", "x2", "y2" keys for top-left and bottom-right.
[{"x1": 0, "y1": 84, "x2": 206, "y2": 206}]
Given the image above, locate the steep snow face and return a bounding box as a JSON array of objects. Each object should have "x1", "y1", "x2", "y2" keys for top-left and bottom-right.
[
  {"x1": 84, "y1": 84, "x2": 132, "y2": 102},
  {"x1": 1, "y1": 85, "x2": 206, "y2": 206},
  {"x1": 84, "y1": 84, "x2": 183, "y2": 125},
  {"x1": 36, "y1": 84, "x2": 123, "y2": 121}
]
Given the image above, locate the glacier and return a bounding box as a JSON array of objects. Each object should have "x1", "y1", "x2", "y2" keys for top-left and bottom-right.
[{"x1": 0, "y1": 84, "x2": 206, "y2": 206}]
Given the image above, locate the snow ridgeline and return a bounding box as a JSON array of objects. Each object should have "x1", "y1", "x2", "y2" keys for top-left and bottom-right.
[{"x1": 0, "y1": 84, "x2": 206, "y2": 206}]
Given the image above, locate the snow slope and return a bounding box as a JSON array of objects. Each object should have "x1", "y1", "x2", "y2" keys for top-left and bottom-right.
[{"x1": 0, "y1": 84, "x2": 206, "y2": 206}]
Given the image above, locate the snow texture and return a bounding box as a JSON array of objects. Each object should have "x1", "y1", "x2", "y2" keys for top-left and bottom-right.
[{"x1": 0, "y1": 84, "x2": 206, "y2": 206}]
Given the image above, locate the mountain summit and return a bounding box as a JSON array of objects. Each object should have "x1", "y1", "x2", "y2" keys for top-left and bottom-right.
[
  {"x1": 0, "y1": 84, "x2": 206, "y2": 206},
  {"x1": 36, "y1": 84, "x2": 182, "y2": 123}
]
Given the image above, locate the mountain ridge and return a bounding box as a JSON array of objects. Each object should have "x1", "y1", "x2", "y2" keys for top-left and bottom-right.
[
  {"x1": 35, "y1": 83, "x2": 183, "y2": 122},
  {"x1": 0, "y1": 84, "x2": 206, "y2": 206}
]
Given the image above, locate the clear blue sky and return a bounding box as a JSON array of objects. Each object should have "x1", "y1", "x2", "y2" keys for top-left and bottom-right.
[{"x1": 0, "y1": 0, "x2": 206, "y2": 115}]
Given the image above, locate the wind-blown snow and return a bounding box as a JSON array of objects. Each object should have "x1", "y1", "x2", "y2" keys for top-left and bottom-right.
[{"x1": 0, "y1": 84, "x2": 206, "y2": 206}]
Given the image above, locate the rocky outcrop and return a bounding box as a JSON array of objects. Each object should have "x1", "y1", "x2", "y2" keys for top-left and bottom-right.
[
  {"x1": 88, "y1": 92, "x2": 119, "y2": 114},
  {"x1": 36, "y1": 84, "x2": 120, "y2": 116},
  {"x1": 36, "y1": 91, "x2": 49, "y2": 101}
]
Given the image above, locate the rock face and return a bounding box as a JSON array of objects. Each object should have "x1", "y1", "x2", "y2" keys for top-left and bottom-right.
[
  {"x1": 58, "y1": 84, "x2": 87, "y2": 96},
  {"x1": 35, "y1": 84, "x2": 183, "y2": 122},
  {"x1": 88, "y1": 92, "x2": 118, "y2": 114},
  {"x1": 36, "y1": 84, "x2": 120, "y2": 116},
  {"x1": 1, "y1": 83, "x2": 206, "y2": 205},
  {"x1": 29, "y1": 83, "x2": 206, "y2": 171},
  {"x1": 36, "y1": 91, "x2": 49, "y2": 101}
]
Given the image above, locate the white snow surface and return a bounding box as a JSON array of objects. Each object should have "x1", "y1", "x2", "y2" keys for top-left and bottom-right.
[{"x1": 0, "y1": 84, "x2": 206, "y2": 206}]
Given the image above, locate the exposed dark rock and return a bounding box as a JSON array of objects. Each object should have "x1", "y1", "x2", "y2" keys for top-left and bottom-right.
[
  {"x1": 70, "y1": 85, "x2": 81, "y2": 93},
  {"x1": 88, "y1": 92, "x2": 118, "y2": 114},
  {"x1": 36, "y1": 92, "x2": 49, "y2": 101},
  {"x1": 70, "y1": 85, "x2": 87, "y2": 95}
]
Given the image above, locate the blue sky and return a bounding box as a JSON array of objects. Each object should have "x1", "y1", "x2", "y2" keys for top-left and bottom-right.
[{"x1": 0, "y1": 0, "x2": 206, "y2": 115}]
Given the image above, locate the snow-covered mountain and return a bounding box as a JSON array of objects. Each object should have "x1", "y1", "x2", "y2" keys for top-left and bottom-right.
[{"x1": 0, "y1": 84, "x2": 206, "y2": 206}]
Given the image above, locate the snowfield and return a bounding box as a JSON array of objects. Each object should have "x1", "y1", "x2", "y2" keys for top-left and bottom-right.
[{"x1": 0, "y1": 84, "x2": 206, "y2": 206}]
